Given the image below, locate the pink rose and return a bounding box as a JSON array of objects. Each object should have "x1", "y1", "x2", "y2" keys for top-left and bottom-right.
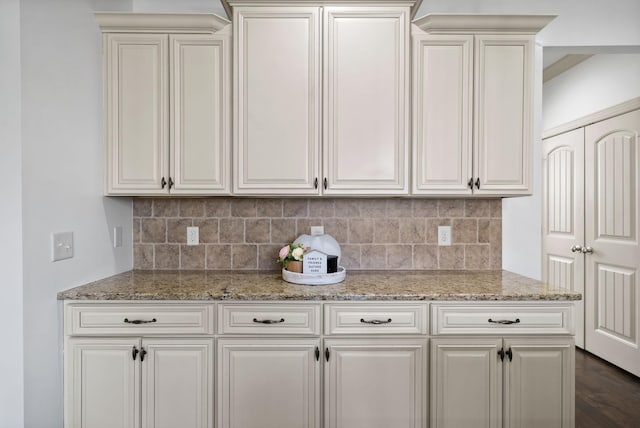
[{"x1": 278, "y1": 245, "x2": 290, "y2": 260}]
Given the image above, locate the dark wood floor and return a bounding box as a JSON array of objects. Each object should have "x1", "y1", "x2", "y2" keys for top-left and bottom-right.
[{"x1": 575, "y1": 348, "x2": 640, "y2": 427}]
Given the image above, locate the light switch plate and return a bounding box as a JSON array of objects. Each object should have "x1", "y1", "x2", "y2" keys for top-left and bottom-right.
[
  {"x1": 52, "y1": 231, "x2": 74, "y2": 262},
  {"x1": 438, "y1": 226, "x2": 451, "y2": 246}
]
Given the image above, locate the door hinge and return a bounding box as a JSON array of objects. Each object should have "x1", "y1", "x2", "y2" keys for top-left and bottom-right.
[
  {"x1": 325, "y1": 347, "x2": 330, "y2": 362},
  {"x1": 315, "y1": 346, "x2": 320, "y2": 361}
]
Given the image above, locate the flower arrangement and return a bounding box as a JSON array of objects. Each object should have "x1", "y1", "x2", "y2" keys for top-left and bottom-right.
[{"x1": 276, "y1": 243, "x2": 306, "y2": 272}]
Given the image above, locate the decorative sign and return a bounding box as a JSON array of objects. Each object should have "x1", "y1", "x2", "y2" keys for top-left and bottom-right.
[{"x1": 303, "y1": 250, "x2": 328, "y2": 274}]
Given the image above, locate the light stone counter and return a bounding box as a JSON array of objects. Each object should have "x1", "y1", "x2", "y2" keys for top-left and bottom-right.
[{"x1": 57, "y1": 270, "x2": 581, "y2": 301}]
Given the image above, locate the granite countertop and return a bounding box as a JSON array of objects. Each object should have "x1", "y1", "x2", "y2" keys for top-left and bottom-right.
[{"x1": 57, "y1": 270, "x2": 581, "y2": 301}]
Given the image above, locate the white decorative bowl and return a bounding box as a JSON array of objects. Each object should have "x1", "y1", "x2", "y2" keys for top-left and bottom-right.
[{"x1": 282, "y1": 266, "x2": 346, "y2": 286}]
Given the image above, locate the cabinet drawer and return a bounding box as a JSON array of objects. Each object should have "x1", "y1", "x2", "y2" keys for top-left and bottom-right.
[
  {"x1": 65, "y1": 303, "x2": 215, "y2": 335},
  {"x1": 218, "y1": 303, "x2": 321, "y2": 335},
  {"x1": 431, "y1": 304, "x2": 574, "y2": 335},
  {"x1": 324, "y1": 304, "x2": 428, "y2": 335}
]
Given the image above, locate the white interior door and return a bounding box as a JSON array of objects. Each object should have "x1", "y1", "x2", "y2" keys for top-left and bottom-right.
[
  {"x1": 585, "y1": 108, "x2": 640, "y2": 376},
  {"x1": 542, "y1": 128, "x2": 585, "y2": 348}
]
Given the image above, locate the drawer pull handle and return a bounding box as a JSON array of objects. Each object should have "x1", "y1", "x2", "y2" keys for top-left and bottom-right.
[
  {"x1": 488, "y1": 318, "x2": 520, "y2": 325},
  {"x1": 252, "y1": 318, "x2": 285, "y2": 324},
  {"x1": 360, "y1": 318, "x2": 392, "y2": 325},
  {"x1": 123, "y1": 318, "x2": 157, "y2": 325}
]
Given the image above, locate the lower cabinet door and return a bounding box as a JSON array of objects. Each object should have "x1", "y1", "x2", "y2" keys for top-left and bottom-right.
[
  {"x1": 430, "y1": 337, "x2": 502, "y2": 428},
  {"x1": 503, "y1": 338, "x2": 574, "y2": 428},
  {"x1": 324, "y1": 339, "x2": 427, "y2": 428},
  {"x1": 141, "y1": 338, "x2": 214, "y2": 428},
  {"x1": 217, "y1": 338, "x2": 321, "y2": 428},
  {"x1": 65, "y1": 337, "x2": 141, "y2": 428}
]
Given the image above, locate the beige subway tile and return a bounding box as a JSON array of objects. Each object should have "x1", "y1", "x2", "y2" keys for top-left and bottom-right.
[
  {"x1": 154, "y1": 244, "x2": 180, "y2": 269},
  {"x1": 180, "y1": 199, "x2": 205, "y2": 217},
  {"x1": 490, "y1": 242, "x2": 502, "y2": 270},
  {"x1": 219, "y1": 218, "x2": 244, "y2": 243},
  {"x1": 438, "y1": 200, "x2": 464, "y2": 217},
  {"x1": 309, "y1": 199, "x2": 335, "y2": 217},
  {"x1": 181, "y1": 245, "x2": 205, "y2": 270},
  {"x1": 258, "y1": 244, "x2": 281, "y2": 271},
  {"x1": 349, "y1": 218, "x2": 374, "y2": 243},
  {"x1": 490, "y1": 199, "x2": 502, "y2": 218},
  {"x1": 490, "y1": 219, "x2": 502, "y2": 243},
  {"x1": 360, "y1": 245, "x2": 386, "y2": 269},
  {"x1": 387, "y1": 200, "x2": 412, "y2": 217},
  {"x1": 133, "y1": 244, "x2": 153, "y2": 269},
  {"x1": 374, "y1": 219, "x2": 399, "y2": 243},
  {"x1": 465, "y1": 200, "x2": 491, "y2": 218},
  {"x1": 452, "y1": 218, "x2": 478, "y2": 244},
  {"x1": 399, "y1": 218, "x2": 426, "y2": 243},
  {"x1": 246, "y1": 218, "x2": 270, "y2": 243},
  {"x1": 231, "y1": 199, "x2": 256, "y2": 217},
  {"x1": 133, "y1": 218, "x2": 141, "y2": 243},
  {"x1": 205, "y1": 244, "x2": 231, "y2": 270},
  {"x1": 360, "y1": 200, "x2": 387, "y2": 217},
  {"x1": 413, "y1": 245, "x2": 437, "y2": 269},
  {"x1": 413, "y1": 199, "x2": 438, "y2": 217},
  {"x1": 465, "y1": 244, "x2": 490, "y2": 269},
  {"x1": 232, "y1": 244, "x2": 258, "y2": 269},
  {"x1": 322, "y1": 218, "x2": 349, "y2": 244},
  {"x1": 283, "y1": 199, "x2": 308, "y2": 217},
  {"x1": 167, "y1": 218, "x2": 192, "y2": 243},
  {"x1": 340, "y1": 245, "x2": 361, "y2": 269},
  {"x1": 478, "y1": 219, "x2": 491, "y2": 243},
  {"x1": 141, "y1": 218, "x2": 166, "y2": 243},
  {"x1": 153, "y1": 199, "x2": 179, "y2": 217},
  {"x1": 271, "y1": 218, "x2": 297, "y2": 244},
  {"x1": 387, "y1": 245, "x2": 412, "y2": 269},
  {"x1": 257, "y1": 199, "x2": 283, "y2": 217},
  {"x1": 205, "y1": 198, "x2": 231, "y2": 217},
  {"x1": 426, "y1": 219, "x2": 451, "y2": 243},
  {"x1": 133, "y1": 199, "x2": 152, "y2": 217},
  {"x1": 194, "y1": 218, "x2": 219, "y2": 243},
  {"x1": 438, "y1": 245, "x2": 465, "y2": 269},
  {"x1": 335, "y1": 199, "x2": 360, "y2": 217},
  {"x1": 296, "y1": 218, "x2": 323, "y2": 237}
]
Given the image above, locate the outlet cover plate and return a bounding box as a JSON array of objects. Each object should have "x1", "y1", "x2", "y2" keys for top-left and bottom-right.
[
  {"x1": 187, "y1": 227, "x2": 199, "y2": 246},
  {"x1": 438, "y1": 226, "x2": 452, "y2": 246}
]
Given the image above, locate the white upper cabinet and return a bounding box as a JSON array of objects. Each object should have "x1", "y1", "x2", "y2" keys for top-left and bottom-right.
[
  {"x1": 99, "y1": 14, "x2": 231, "y2": 195},
  {"x1": 412, "y1": 15, "x2": 554, "y2": 196},
  {"x1": 231, "y1": 1, "x2": 414, "y2": 195}
]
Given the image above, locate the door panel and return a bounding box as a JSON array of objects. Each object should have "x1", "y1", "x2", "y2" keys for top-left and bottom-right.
[
  {"x1": 234, "y1": 8, "x2": 320, "y2": 194},
  {"x1": 542, "y1": 128, "x2": 585, "y2": 347},
  {"x1": 217, "y1": 338, "x2": 320, "y2": 428},
  {"x1": 323, "y1": 8, "x2": 408, "y2": 194},
  {"x1": 430, "y1": 338, "x2": 502, "y2": 428},
  {"x1": 585, "y1": 108, "x2": 640, "y2": 376},
  {"x1": 142, "y1": 339, "x2": 213, "y2": 428}
]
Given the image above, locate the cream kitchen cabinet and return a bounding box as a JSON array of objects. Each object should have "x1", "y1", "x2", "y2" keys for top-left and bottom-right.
[
  {"x1": 411, "y1": 15, "x2": 554, "y2": 196},
  {"x1": 63, "y1": 303, "x2": 215, "y2": 428},
  {"x1": 231, "y1": 1, "x2": 412, "y2": 195},
  {"x1": 430, "y1": 303, "x2": 575, "y2": 428},
  {"x1": 98, "y1": 14, "x2": 231, "y2": 195}
]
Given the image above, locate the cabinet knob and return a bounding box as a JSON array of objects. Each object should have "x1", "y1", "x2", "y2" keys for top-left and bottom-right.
[
  {"x1": 570, "y1": 245, "x2": 583, "y2": 253},
  {"x1": 474, "y1": 178, "x2": 480, "y2": 189},
  {"x1": 161, "y1": 177, "x2": 167, "y2": 189},
  {"x1": 581, "y1": 246, "x2": 594, "y2": 255}
]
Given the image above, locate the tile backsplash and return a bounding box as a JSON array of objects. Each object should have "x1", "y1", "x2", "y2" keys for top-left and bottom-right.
[{"x1": 133, "y1": 198, "x2": 502, "y2": 271}]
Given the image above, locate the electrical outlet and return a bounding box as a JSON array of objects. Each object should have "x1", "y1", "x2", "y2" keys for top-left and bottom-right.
[
  {"x1": 187, "y1": 227, "x2": 199, "y2": 246},
  {"x1": 438, "y1": 226, "x2": 451, "y2": 246},
  {"x1": 113, "y1": 226, "x2": 123, "y2": 248},
  {"x1": 52, "y1": 231, "x2": 74, "y2": 261},
  {"x1": 311, "y1": 226, "x2": 324, "y2": 235}
]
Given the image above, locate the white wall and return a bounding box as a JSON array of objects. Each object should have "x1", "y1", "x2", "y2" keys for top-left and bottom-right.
[
  {"x1": 20, "y1": 0, "x2": 133, "y2": 426},
  {"x1": 543, "y1": 54, "x2": 640, "y2": 130},
  {"x1": 0, "y1": 1, "x2": 24, "y2": 427}
]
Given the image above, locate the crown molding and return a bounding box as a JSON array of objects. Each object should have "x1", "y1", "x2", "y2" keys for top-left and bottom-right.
[
  {"x1": 413, "y1": 14, "x2": 556, "y2": 34},
  {"x1": 543, "y1": 54, "x2": 593, "y2": 83},
  {"x1": 222, "y1": 0, "x2": 423, "y2": 19},
  {"x1": 95, "y1": 12, "x2": 231, "y2": 33}
]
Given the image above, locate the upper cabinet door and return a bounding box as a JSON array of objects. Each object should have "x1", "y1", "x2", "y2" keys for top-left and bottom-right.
[
  {"x1": 323, "y1": 7, "x2": 409, "y2": 195},
  {"x1": 234, "y1": 7, "x2": 321, "y2": 194},
  {"x1": 170, "y1": 33, "x2": 231, "y2": 195},
  {"x1": 412, "y1": 34, "x2": 473, "y2": 195},
  {"x1": 105, "y1": 33, "x2": 169, "y2": 195},
  {"x1": 474, "y1": 35, "x2": 533, "y2": 195}
]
